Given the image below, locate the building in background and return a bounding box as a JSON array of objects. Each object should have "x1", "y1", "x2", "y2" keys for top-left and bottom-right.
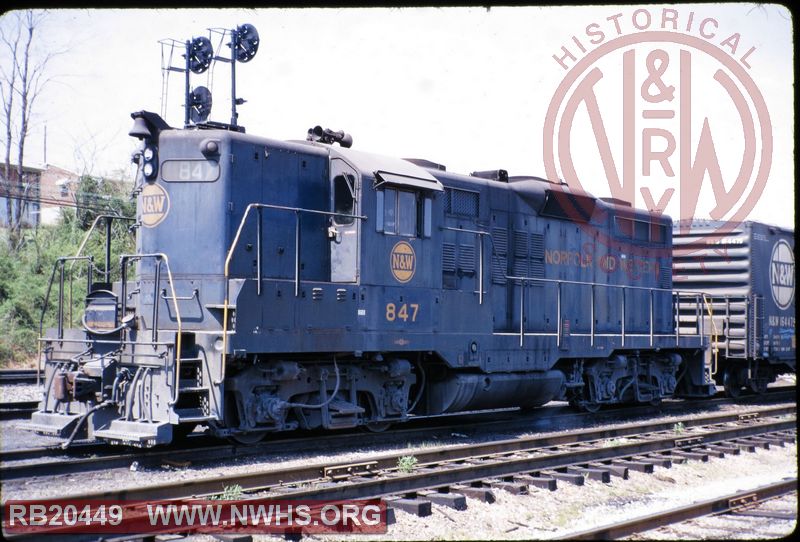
[
  {"x1": 0, "y1": 164, "x2": 42, "y2": 227},
  {"x1": 1, "y1": 164, "x2": 82, "y2": 227},
  {"x1": 38, "y1": 165, "x2": 80, "y2": 225}
]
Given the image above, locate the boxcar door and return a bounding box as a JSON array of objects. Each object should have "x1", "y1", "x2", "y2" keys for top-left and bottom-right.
[{"x1": 330, "y1": 158, "x2": 360, "y2": 282}]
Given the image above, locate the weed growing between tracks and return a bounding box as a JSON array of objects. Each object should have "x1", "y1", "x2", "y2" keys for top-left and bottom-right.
[
  {"x1": 397, "y1": 455, "x2": 418, "y2": 473},
  {"x1": 211, "y1": 484, "x2": 244, "y2": 500}
]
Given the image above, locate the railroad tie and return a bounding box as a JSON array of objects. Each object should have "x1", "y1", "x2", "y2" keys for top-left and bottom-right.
[
  {"x1": 566, "y1": 466, "x2": 611, "y2": 483},
  {"x1": 486, "y1": 479, "x2": 529, "y2": 494},
  {"x1": 641, "y1": 454, "x2": 677, "y2": 467},
  {"x1": 704, "y1": 443, "x2": 740, "y2": 456},
  {"x1": 761, "y1": 434, "x2": 789, "y2": 446},
  {"x1": 385, "y1": 497, "x2": 432, "y2": 517},
  {"x1": 775, "y1": 430, "x2": 797, "y2": 442},
  {"x1": 450, "y1": 484, "x2": 496, "y2": 503},
  {"x1": 732, "y1": 440, "x2": 758, "y2": 453},
  {"x1": 418, "y1": 490, "x2": 468, "y2": 511},
  {"x1": 739, "y1": 437, "x2": 772, "y2": 449},
  {"x1": 514, "y1": 474, "x2": 558, "y2": 491},
  {"x1": 614, "y1": 459, "x2": 656, "y2": 472},
  {"x1": 588, "y1": 463, "x2": 629, "y2": 479},
  {"x1": 668, "y1": 449, "x2": 709, "y2": 462},
  {"x1": 542, "y1": 470, "x2": 585, "y2": 486},
  {"x1": 698, "y1": 446, "x2": 726, "y2": 458}
]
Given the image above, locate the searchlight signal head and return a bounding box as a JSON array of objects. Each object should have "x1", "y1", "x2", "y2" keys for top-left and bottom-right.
[
  {"x1": 158, "y1": 24, "x2": 260, "y2": 129},
  {"x1": 188, "y1": 36, "x2": 214, "y2": 74},
  {"x1": 190, "y1": 86, "x2": 213, "y2": 123},
  {"x1": 233, "y1": 24, "x2": 260, "y2": 63}
]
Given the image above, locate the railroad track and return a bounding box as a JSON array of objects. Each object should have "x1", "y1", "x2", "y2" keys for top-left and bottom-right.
[
  {"x1": 0, "y1": 400, "x2": 39, "y2": 421},
  {"x1": 13, "y1": 404, "x2": 794, "y2": 504},
  {"x1": 562, "y1": 478, "x2": 798, "y2": 539},
  {"x1": 2, "y1": 389, "x2": 795, "y2": 480},
  {"x1": 0, "y1": 369, "x2": 38, "y2": 385}
]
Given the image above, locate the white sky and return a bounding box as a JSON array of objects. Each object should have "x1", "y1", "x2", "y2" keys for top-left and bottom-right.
[{"x1": 1, "y1": 5, "x2": 794, "y2": 228}]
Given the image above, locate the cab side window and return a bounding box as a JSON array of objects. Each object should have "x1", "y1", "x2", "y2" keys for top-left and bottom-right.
[
  {"x1": 377, "y1": 187, "x2": 431, "y2": 238},
  {"x1": 332, "y1": 174, "x2": 355, "y2": 225},
  {"x1": 397, "y1": 190, "x2": 417, "y2": 236}
]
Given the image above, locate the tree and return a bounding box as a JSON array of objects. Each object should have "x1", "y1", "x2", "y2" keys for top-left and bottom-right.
[
  {"x1": 0, "y1": 169, "x2": 135, "y2": 367},
  {"x1": 75, "y1": 174, "x2": 136, "y2": 230},
  {"x1": 0, "y1": 10, "x2": 61, "y2": 250}
]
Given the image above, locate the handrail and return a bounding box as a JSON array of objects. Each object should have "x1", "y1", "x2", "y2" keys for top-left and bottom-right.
[
  {"x1": 160, "y1": 288, "x2": 198, "y2": 301},
  {"x1": 508, "y1": 273, "x2": 710, "y2": 350},
  {"x1": 703, "y1": 294, "x2": 719, "y2": 376},
  {"x1": 218, "y1": 202, "x2": 366, "y2": 385},
  {"x1": 119, "y1": 253, "x2": 183, "y2": 406},
  {"x1": 37, "y1": 256, "x2": 94, "y2": 382},
  {"x1": 36, "y1": 215, "x2": 133, "y2": 384},
  {"x1": 68, "y1": 215, "x2": 136, "y2": 312},
  {"x1": 71, "y1": 215, "x2": 136, "y2": 268},
  {"x1": 69, "y1": 215, "x2": 136, "y2": 336}
]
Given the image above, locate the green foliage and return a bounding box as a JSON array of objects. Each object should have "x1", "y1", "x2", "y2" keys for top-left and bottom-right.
[
  {"x1": 75, "y1": 175, "x2": 136, "y2": 230},
  {"x1": 397, "y1": 455, "x2": 418, "y2": 473},
  {"x1": 0, "y1": 177, "x2": 135, "y2": 367},
  {"x1": 211, "y1": 484, "x2": 244, "y2": 500}
]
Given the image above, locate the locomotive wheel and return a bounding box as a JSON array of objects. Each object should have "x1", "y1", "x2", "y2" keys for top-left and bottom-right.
[
  {"x1": 749, "y1": 377, "x2": 768, "y2": 395},
  {"x1": 362, "y1": 421, "x2": 393, "y2": 433},
  {"x1": 723, "y1": 368, "x2": 744, "y2": 398},
  {"x1": 229, "y1": 430, "x2": 268, "y2": 445},
  {"x1": 578, "y1": 401, "x2": 601, "y2": 413}
]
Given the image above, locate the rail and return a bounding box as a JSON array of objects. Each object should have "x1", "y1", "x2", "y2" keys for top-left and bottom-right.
[
  {"x1": 218, "y1": 203, "x2": 366, "y2": 385},
  {"x1": 564, "y1": 478, "x2": 798, "y2": 539},
  {"x1": 30, "y1": 407, "x2": 795, "y2": 502}
]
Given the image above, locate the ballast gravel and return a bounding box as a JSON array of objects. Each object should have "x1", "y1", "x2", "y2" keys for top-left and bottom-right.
[
  {"x1": 0, "y1": 383, "x2": 40, "y2": 402},
  {"x1": 1, "y1": 396, "x2": 794, "y2": 502},
  {"x1": 0, "y1": 380, "x2": 796, "y2": 540},
  {"x1": 282, "y1": 444, "x2": 798, "y2": 541},
  {"x1": 181, "y1": 443, "x2": 796, "y2": 541}
]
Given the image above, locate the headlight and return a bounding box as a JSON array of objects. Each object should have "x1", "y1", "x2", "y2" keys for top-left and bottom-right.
[{"x1": 142, "y1": 145, "x2": 158, "y2": 180}]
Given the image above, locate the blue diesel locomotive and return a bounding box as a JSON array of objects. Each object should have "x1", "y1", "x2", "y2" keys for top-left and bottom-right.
[{"x1": 25, "y1": 110, "x2": 728, "y2": 447}]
